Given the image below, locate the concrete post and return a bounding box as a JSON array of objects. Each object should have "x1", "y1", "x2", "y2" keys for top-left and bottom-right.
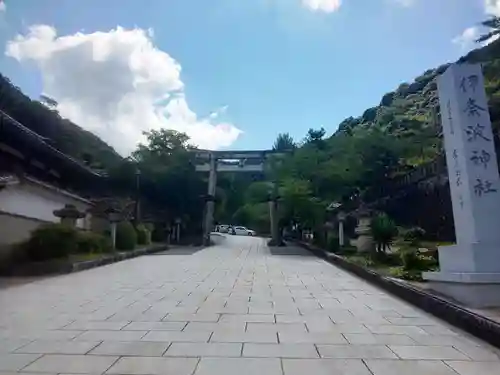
[
  {"x1": 338, "y1": 211, "x2": 346, "y2": 247},
  {"x1": 110, "y1": 222, "x2": 117, "y2": 250},
  {"x1": 338, "y1": 220, "x2": 345, "y2": 247}
]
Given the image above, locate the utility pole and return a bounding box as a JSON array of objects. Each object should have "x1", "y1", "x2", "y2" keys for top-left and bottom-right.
[{"x1": 134, "y1": 168, "x2": 141, "y2": 226}]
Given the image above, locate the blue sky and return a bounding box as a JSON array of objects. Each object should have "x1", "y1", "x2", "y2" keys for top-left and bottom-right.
[{"x1": 0, "y1": 0, "x2": 494, "y2": 154}]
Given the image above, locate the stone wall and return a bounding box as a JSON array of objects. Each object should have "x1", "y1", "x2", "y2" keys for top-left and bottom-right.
[{"x1": 0, "y1": 179, "x2": 93, "y2": 248}]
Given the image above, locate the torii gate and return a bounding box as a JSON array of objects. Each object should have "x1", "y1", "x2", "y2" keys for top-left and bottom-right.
[{"x1": 194, "y1": 150, "x2": 281, "y2": 245}]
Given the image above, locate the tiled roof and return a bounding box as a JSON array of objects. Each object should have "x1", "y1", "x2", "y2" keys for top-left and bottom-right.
[{"x1": 0, "y1": 110, "x2": 102, "y2": 177}]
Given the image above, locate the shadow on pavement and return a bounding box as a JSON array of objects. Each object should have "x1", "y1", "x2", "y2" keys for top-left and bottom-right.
[
  {"x1": 268, "y1": 245, "x2": 314, "y2": 256},
  {"x1": 149, "y1": 246, "x2": 205, "y2": 256}
]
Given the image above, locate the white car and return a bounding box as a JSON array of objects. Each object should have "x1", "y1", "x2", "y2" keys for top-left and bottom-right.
[
  {"x1": 216, "y1": 225, "x2": 230, "y2": 233},
  {"x1": 233, "y1": 226, "x2": 256, "y2": 236}
]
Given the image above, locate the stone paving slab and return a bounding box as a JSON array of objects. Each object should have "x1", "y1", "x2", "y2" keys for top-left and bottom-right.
[
  {"x1": 364, "y1": 359, "x2": 459, "y2": 375},
  {"x1": 282, "y1": 358, "x2": 372, "y2": 375},
  {"x1": 89, "y1": 341, "x2": 171, "y2": 356},
  {"x1": 106, "y1": 356, "x2": 199, "y2": 375},
  {"x1": 165, "y1": 342, "x2": 242, "y2": 357},
  {"x1": 316, "y1": 344, "x2": 399, "y2": 359},
  {"x1": 242, "y1": 343, "x2": 318, "y2": 358},
  {"x1": 14, "y1": 340, "x2": 100, "y2": 354},
  {"x1": 22, "y1": 354, "x2": 118, "y2": 373},
  {"x1": 194, "y1": 357, "x2": 282, "y2": 375},
  {"x1": 1, "y1": 236, "x2": 500, "y2": 374},
  {"x1": 0, "y1": 354, "x2": 42, "y2": 372}
]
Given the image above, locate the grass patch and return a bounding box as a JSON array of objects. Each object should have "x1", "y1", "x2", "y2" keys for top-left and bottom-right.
[{"x1": 339, "y1": 248, "x2": 436, "y2": 282}]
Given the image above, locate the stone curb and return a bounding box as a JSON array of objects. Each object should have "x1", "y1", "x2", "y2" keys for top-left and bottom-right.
[
  {"x1": 70, "y1": 244, "x2": 169, "y2": 272},
  {"x1": 295, "y1": 240, "x2": 500, "y2": 349},
  {"x1": 2, "y1": 244, "x2": 168, "y2": 277}
]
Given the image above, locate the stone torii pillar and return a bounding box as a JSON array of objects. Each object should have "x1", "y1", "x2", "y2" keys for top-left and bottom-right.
[
  {"x1": 203, "y1": 154, "x2": 217, "y2": 246},
  {"x1": 268, "y1": 197, "x2": 280, "y2": 245}
]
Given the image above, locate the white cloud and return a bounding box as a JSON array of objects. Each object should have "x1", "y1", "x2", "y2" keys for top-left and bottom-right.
[
  {"x1": 485, "y1": 0, "x2": 500, "y2": 16},
  {"x1": 452, "y1": 25, "x2": 499, "y2": 52},
  {"x1": 301, "y1": 0, "x2": 341, "y2": 13},
  {"x1": 6, "y1": 25, "x2": 242, "y2": 155},
  {"x1": 0, "y1": 1, "x2": 5, "y2": 12},
  {"x1": 452, "y1": 26, "x2": 481, "y2": 51}
]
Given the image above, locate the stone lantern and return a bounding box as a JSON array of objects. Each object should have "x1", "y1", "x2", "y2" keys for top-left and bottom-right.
[
  {"x1": 53, "y1": 204, "x2": 85, "y2": 228},
  {"x1": 105, "y1": 207, "x2": 121, "y2": 249},
  {"x1": 354, "y1": 203, "x2": 373, "y2": 253}
]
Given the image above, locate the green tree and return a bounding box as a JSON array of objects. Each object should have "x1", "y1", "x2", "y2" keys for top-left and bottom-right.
[
  {"x1": 130, "y1": 129, "x2": 205, "y2": 236},
  {"x1": 273, "y1": 133, "x2": 296, "y2": 152}
]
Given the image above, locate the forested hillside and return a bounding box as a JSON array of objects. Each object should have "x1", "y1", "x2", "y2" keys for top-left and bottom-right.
[
  {"x1": 0, "y1": 74, "x2": 122, "y2": 170},
  {"x1": 230, "y1": 34, "x2": 500, "y2": 238}
]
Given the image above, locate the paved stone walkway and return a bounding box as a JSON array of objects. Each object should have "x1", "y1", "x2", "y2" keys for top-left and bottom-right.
[{"x1": 1, "y1": 235, "x2": 499, "y2": 375}]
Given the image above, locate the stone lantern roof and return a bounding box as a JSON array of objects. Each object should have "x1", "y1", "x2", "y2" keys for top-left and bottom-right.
[{"x1": 53, "y1": 204, "x2": 85, "y2": 219}]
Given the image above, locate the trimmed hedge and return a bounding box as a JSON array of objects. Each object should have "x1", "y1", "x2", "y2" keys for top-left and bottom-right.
[
  {"x1": 136, "y1": 224, "x2": 151, "y2": 245},
  {"x1": 77, "y1": 232, "x2": 113, "y2": 254},
  {"x1": 22, "y1": 223, "x2": 78, "y2": 261},
  {"x1": 116, "y1": 221, "x2": 137, "y2": 251},
  {"x1": 19, "y1": 224, "x2": 115, "y2": 262}
]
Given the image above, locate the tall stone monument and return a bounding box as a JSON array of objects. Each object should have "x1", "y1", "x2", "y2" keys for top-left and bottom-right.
[{"x1": 423, "y1": 63, "x2": 500, "y2": 307}]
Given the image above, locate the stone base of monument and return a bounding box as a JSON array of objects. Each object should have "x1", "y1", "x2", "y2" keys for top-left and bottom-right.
[{"x1": 423, "y1": 243, "x2": 500, "y2": 308}]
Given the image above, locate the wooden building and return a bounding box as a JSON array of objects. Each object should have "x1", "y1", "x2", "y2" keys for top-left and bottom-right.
[{"x1": 0, "y1": 110, "x2": 106, "y2": 253}]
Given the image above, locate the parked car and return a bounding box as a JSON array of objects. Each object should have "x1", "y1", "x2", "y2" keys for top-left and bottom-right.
[
  {"x1": 232, "y1": 226, "x2": 256, "y2": 236},
  {"x1": 216, "y1": 225, "x2": 230, "y2": 233}
]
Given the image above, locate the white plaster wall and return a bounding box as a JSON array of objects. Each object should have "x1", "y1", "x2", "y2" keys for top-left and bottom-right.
[{"x1": 0, "y1": 182, "x2": 91, "y2": 229}]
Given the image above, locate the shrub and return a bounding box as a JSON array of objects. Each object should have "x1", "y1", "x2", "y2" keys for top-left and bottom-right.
[
  {"x1": 401, "y1": 226, "x2": 426, "y2": 246},
  {"x1": 151, "y1": 226, "x2": 166, "y2": 242},
  {"x1": 77, "y1": 232, "x2": 113, "y2": 254},
  {"x1": 401, "y1": 248, "x2": 422, "y2": 271},
  {"x1": 312, "y1": 231, "x2": 327, "y2": 248},
  {"x1": 371, "y1": 213, "x2": 398, "y2": 254},
  {"x1": 374, "y1": 251, "x2": 402, "y2": 266},
  {"x1": 136, "y1": 224, "x2": 151, "y2": 245},
  {"x1": 400, "y1": 246, "x2": 437, "y2": 271},
  {"x1": 326, "y1": 236, "x2": 340, "y2": 253},
  {"x1": 337, "y1": 245, "x2": 357, "y2": 256},
  {"x1": 22, "y1": 223, "x2": 79, "y2": 261},
  {"x1": 116, "y1": 221, "x2": 137, "y2": 251}
]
